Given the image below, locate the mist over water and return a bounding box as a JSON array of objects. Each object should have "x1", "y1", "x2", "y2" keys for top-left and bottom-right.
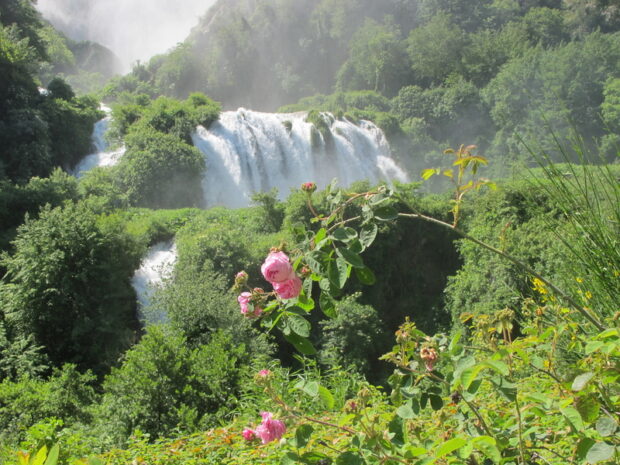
[{"x1": 36, "y1": 0, "x2": 215, "y2": 72}]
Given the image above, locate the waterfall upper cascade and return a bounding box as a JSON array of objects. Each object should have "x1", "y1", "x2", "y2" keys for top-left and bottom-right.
[
  {"x1": 76, "y1": 108, "x2": 408, "y2": 206},
  {"x1": 72, "y1": 105, "x2": 125, "y2": 178},
  {"x1": 193, "y1": 109, "x2": 408, "y2": 208},
  {"x1": 131, "y1": 241, "x2": 177, "y2": 323}
]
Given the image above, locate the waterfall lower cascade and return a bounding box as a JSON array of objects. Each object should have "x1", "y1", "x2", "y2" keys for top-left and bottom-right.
[
  {"x1": 131, "y1": 241, "x2": 177, "y2": 323},
  {"x1": 193, "y1": 109, "x2": 408, "y2": 207},
  {"x1": 72, "y1": 105, "x2": 125, "y2": 178}
]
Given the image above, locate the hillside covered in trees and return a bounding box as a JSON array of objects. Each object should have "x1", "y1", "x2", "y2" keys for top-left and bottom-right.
[{"x1": 0, "y1": 1, "x2": 618, "y2": 464}]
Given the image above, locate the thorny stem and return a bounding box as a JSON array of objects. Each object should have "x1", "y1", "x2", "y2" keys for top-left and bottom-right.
[{"x1": 397, "y1": 211, "x2": 606, "y2": 331}]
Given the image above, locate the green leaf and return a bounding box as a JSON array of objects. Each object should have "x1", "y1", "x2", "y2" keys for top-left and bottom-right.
[
  {"x1": 332, "y1": 228, "x2": 357, "y2": 242},
  {"x1": 359, "y1": 223, "x2": 378, "y2": 249},
  {"x1": 429, "y1": 394, "x2": 443, "y2": 410},
  {"x1": 435, "y1": 437, "x2": 467, "y2": 458},
  {"x1": 483, "y1": 359, "x2": 509, "y2": 376},
  {"x1": 397, "y1": 400, "x2": 416, "y2": 419},
  {"x1": 284, "y1": 333, "x2": 317, "y2": 355},
  {"x1": 287, "y1": 314, "x2": 310, "y2": 337},
  {"x1": 328, "y1": 257, "x2": 349, "y2": 289},
  {"x1": 43, "y1": 444, "x2": 59, "y2": 465},
  {"x1": 32, "y1": 447, "x2": 48, "y2": 465},
  {"x1": 318, "y1": 385, "x2": 335, "y2": 410},
  {"x1": 572, "y1": 372, "x2": 595, "y2": 392},
  {"x1": 336, "y1": 247, "x2": 364, "y2": 268},
  {"x1": 561, "y1": 406, "x2": 585, "y2": 432},
  {"x1": 296, "y1": 292, "x2": 315, "y2": 311},
  {"x1": 472, "y1": 436, "x2": 501, "y2": 464},
  {"x1": 460, "y1": 365, "x2": 484, "y2": 390},
  {"x1": 354, "y1": 266, "x2": 376, "y2": 285},
  {"x1": 421, "y1": 168, "x2": 438, "y2": 180},
  {"x1": 301, "y1": 381, "x2": 319, "y2": 397},
  {"x1": 281, "y1": 451, "x2": 299, "y2": 465},
  {"x1": 585, "y1": 442, "x2": 615, "y2": 463},
  {"x1": 373, "y1": 205, "x2": 398, "y2": 221},
  {"x1": 319, "y1": 291, "x2": 336, "y2": 318},
  {"x1": 314, "y1": 228, "x2": 327, "y2": 244},
  {"x1": 596, "y1": 416, "x2": 617, "y2": 437},
  {"x1": 404, "y1": 446, "x2": 427, "y2": 459},
  {"x1": 576, "y1": 438, "x2": 597, "y2": 462},
  {"x1": 295, "y1": 424, "x2": 314, "y2": 448},
  {"x1": 336, "y1": 452, "x2": 364, "y2": 465}
]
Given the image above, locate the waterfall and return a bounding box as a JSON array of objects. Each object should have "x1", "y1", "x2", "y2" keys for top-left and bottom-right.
[
  {"x1": 72, "y1": 105, "x2": 125, "y2": 178},
  {"x1": 193, "y1": 109, "x2": 409, "y2": 208},
  {"x1": 75, "y1": 107, "x2": 408, "y2": 206},
  {"x1": 131, "y1": 241, "x2": 177, "y2": 324}
]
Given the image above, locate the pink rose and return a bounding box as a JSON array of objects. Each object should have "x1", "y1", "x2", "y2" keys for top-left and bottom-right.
[
  {"x1": 261, "y1": 252, "x2": 295, "y2": 284},
  {"x1": 242, "y1": 428, "x2": 256, "y2": 441},
  {"x1": 273, "y1": 275, "x2": 302, "y2": 300},
  {"x1": 255, "y1": 412, "x2": 286, "y2": 444},
  {"x1": 238, "y1": 292, "x2": 262, "y2": 317}
]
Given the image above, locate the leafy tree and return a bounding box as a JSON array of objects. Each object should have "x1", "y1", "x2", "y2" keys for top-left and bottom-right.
[
  {"x1": 0, "y1": 364, "x2": 97, "y2": 445},
  {"x1": 318, "y1": 294, "x2": 389, "y2": 382},
  {"x1": 96, "y1": 327, "x2": 255, "y2": 444},
  {"x1": 116, "y1": 129, "x2": 205, "y2": 208},
  {"x1": 406, "y1": 12, "x2": 466, "y2": 86},
  {"x1": 0, "y1": 203, "x2": 141, "y2": 373},
  {"x1": 336, "y1": 18, "x2": 411, "y2": 96}
]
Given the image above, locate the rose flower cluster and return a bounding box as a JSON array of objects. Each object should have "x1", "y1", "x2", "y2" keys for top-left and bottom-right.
[{"x1": 236, "y1": 251, "x2": 302, "y2": 317}]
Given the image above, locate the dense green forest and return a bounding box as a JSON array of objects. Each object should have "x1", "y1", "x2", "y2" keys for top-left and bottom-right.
[{"x1": 0, "y1": 0, "x2": 618, "y2": 464}]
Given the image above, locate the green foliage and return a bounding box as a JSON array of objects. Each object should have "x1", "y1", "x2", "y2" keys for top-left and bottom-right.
[
  {"x1": 318, "y1": 294, "x2": 389, "y2": 381},
  {"x1": 95, "y1": 326, "x2": 253, "y2": 445},
  {"x1": 0, "y1": 169, "x2": 79, "y2": 250},
  {"x1": 336, "y1": 18, "x2": 411, "y2": 96},
  {"x1": 0, "y1": 203, "x2": 142, "y2": 373},
  {"x1": 115, "y1": 129, "x2": 205, "y2": 208},
  {"x1": 0, "y1": 364, "x2": 97, "y2": 445}
]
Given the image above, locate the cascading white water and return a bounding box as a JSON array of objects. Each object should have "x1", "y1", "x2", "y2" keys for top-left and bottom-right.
[
  {"x1": 192, "y1": 109, "x2": 409, "y2": 208},
  {"x1": 131, "y1": 241, "x2": 177, "y2": 323},
  {"x1": 75, "y1": 107, "x2": 408, "y2": 205},
  {"x1": 72, "y1": 105, "x2": 125, "y2": 177}
]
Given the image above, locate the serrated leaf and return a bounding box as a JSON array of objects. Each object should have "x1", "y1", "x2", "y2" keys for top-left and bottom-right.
[
  {"x1": 287, "y1": 314, "x2": 310, "y2": 337},
  {"x1": 336, "y1": 451, "x2": 364, "y2": 465},
  {"x1": 328, "y1": 258, "x2": 348, "y2": 289},
  {"x1": 318, "y1": 385, "x2": 335, "y2": 410},
  {"x1": 354, "y1": 266, "x2": 376, "y2": 285},
  {"x1": 284, "y1": 333, "x2": 317, "y2": 355},
  {"x1": 359, "y1": 223, "x2": 378, "y2": 249},
  {"x1": 435, "y1": 437, "x2": 467, "y2": 458},
  {"x1": 397, "y1": 400, "x2": 415, "y2": 419},
  {"x1": 319, "y1": 291, "x2": 336, "y2": 318},
  {"x1": 336, "y1": 247, "x2": 364, "y2": 268},
  {"x1": 296, "y1": 292, "x2": 315, "y2": 311},
  {"x1": 572, "y1": 372, "x2": 595, "y2": 392},
  {"x1": 586, "y1": 442, "x2": 615, "y2": 463},
  {"x1": 461, "y1": 365, "x2": 484, "y2": 389},
  {"x1": 561, "y1": 406, "x2": 585, "y2": 431},
  {"x1": 314, "y1": 228, "x2": 327, "y2": 244},
  {"x1": 576, "y1": 438, "x2": 597, "y2": 462},
  {"x1": 595, "y1": 416, "x2": 617, "y2": 437},
  {"x1": 281, "y1": 451, "x2": 299, "y2": 465},
  {"x1": 373, "y1": 205, "x2": 398, "y2": 221},
  {"x1": 332, "y1": 228, "x2": 357, "y2": 242},
  {"x1": 294, "y1": 424, "x2": 314, "y2": 448},
  {"x1": 472, "y1": 436, "x2": 501, "y2": 464},
  {"x1": 483, "y1": 359, "x2": 509, "y2": 376}
]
